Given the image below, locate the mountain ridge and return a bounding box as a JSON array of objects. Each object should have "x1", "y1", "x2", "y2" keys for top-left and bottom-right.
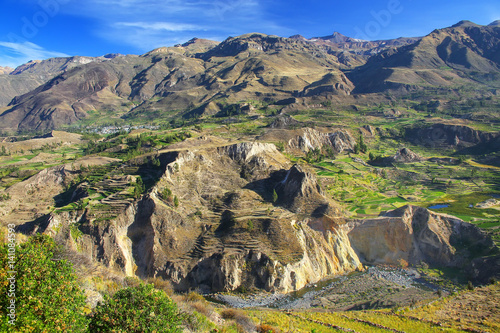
[{"x1": 1, "y1": 20, "x2": 500, "y2": 133}]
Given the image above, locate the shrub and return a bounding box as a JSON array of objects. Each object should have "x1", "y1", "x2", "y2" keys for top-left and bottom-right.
[
  {"x1": 275, "y1": 141, "x2": 285, "y2": 152},
  {"x1": 184, "y1": 310, "x2": 216, "y2": 332},
  {"x1": 467, "y1": 281, "x2": 475, "y2": 291},
  {"x1": 186, "y1": 291, "x2": 206, "y2": 302},
  {"x1": 398, "y1": 258, "x2": 409, "y2": 269},
  {"x1": 220, "y1": 308, "x2": 243, "y2": 320},
  {"x1": 145, "y1": 277, "x2": 174, "y2": 296},
  {"x1": 257, "y1": 323, "x2": 279, "y2": 333},
  {"x1": 247, "y1": 220, "x2": 254, "y2": 231},
  {"x1": 161, "y1": 187, "x2": 173, "y2": 201},
  {"x1": 0, "y1": 234, "x2": 88, "y2": 332},
  {"x1": 123, "y1": 276, "x2": 142, "y2": 288},
  {"x1": 272, "y1": 189, "x2": 278, "y2": 204},
  {"x1": 221, "y1": 308, "x2": 256, "y2": 332},
  {"x1": 89, "y1": 284, "x2": 182, "y2": 332}
]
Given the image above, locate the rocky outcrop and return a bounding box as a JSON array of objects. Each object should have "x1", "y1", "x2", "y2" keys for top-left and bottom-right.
[
  {"x1": 171, "y1": 217, "x2": 361, "y2": 293},
  {"x1": 14, "y1": 141, "x2": 499, "y2": 293},
  {"x1": 23, "y1": 142, "x2": 361, "y2": 293},
  {"x1": 288, "y1": 128, "x2": 356, "y2": 154},
  {"x1": 275, "y1": 164, "x2": 332, "y2": 216},
  {"x1": 360, "y1": 125, "x2": 376, "y2": 137},
  {"x1": 152, "y1": 143, "x2": 361, "y2": 292},
  {"x1": 392, "y1": 147, "x2": 422, "y2": 163},
  {"x1": 476, "y1": 199, "x2": 499, "y2": 209},
  {"x1": 0, "y1": 66, "x2": 13, "y2": 75},
  {"x1": 347, "y1": 205, "x2": 496, "y2": 268},
  {"x1": 405, "y1": 123, "x2": 498, "y2": 148},
  {"x1": 220, "y1": 142, "x2": 279, "y2": 163},
  {"x1": 269, "y1": 115, "x2": 300, "y2": 129}
]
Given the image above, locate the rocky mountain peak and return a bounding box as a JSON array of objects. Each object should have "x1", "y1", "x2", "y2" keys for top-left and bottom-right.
[
  {"x1": 488, "y1": 20, "x2": 500, "y2": 27},
  {"x1": 0, "y1": 66, "x2": 13, "y2": 75},
  {"x1": 289, "y1": 34, "x2": 307, "y2": 40},
  {"x1": 317, "y1": 31, "x2": 352, "y2": 43},
  {"x1": 276, "y1": 164, "x2": 331, "y2": 215},
  {"x1": 9, "y1": 55, "x2": 113, "y2": 76},
  {"x1": 102, "y1": 53, "x2": 122, "y2": 59},
  {"x1": 174, "y1": 37, "x2": 220, "y2": 53},
  {"x1": 451, "y1": 20, "x2": 481, "y2": 28},
  {"x1": 203, "y1": 33, "x2": 311, "y2": 58}
]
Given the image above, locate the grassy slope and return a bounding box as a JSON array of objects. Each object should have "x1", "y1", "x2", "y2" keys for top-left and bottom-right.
[
  {"x1": 0, "y1": 94, "x2": 499, "y2": 333},
  {"x1": 244, "y1": 283, "x2": 499, "y2": 333}
]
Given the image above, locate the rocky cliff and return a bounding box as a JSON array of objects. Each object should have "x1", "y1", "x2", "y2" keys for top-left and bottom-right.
[
  {"x1": 347, "y1": 205, "x2": 498, "y2": 281},
  {"x1": 287, "y1": 127, "x2": 356, "y2": 154},
  {"x1": 19, "y1": 142, "x2": 361, "y2": 293},
  {"x1": 11, "y1": 141, "x2": 498, "y2": 292},
  {"x1": 405, "y1": 123, "x2": 498, "y2": 148}
]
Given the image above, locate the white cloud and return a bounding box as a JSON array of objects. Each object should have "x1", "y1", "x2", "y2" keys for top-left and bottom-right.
[
  {"x1": 0, "y1": 41, "x2": 69, "y2": 68},
  {"x1": 53, "y1": 0, "x2": 291, "y2": 51},
  {"x1": 115, "y1": 22, "x2": 204, "y2": 32},
  {"x1": 13, "y1": 0, "x2": 292, "y2": 53}
]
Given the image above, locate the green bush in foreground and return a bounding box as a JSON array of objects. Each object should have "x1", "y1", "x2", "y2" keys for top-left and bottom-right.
[
  {"x1": 89, "y1": 283, "x2": 182, "y2": 333},
  {"x1": 0, "y1": 234, "x2": 88, "y2": 332}
]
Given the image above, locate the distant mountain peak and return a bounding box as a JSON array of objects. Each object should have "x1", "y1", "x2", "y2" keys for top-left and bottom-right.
[
  {"x1": 177, "y1": 37, "x2": 219, "y2": 48},
  {"x1": 174, "y1": 37, "x2": 220, "y2": 54},
  {"x1": 451, "y1": 20, "x2": 481, "y2": 28},
  {"x1": 0, "y1": 66, "x2": 14, "y2": 75},
  {"x1": 316, "y1": 31, "x2": 352, "y2": 43},
  {"x1": 102, "y1": 53, "x2": 122, "y2": 59},
  {"x1": 289, "y1": 34, "x2": 307, "y2": 40},
  {"x1": 488, "y1": 20, "x2": 500, "y2": 27}
]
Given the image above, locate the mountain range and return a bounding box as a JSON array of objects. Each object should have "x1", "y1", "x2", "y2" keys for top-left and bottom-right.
[
  {"x1": 0, "y1": 20, "x2": 499, "y2": 133},
  {"x1": 1, "y1": 19, "x2": 500, "y2": 327}
]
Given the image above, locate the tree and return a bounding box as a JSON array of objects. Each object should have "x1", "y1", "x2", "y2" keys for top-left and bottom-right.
[
  {"x1": 133, "y1": 176, "x2": 145, "y2": 198},
  {"x1": 161, "y1": 187, "x2": 172, "y2": 201},
  {"x1": 89, "y1": 284, "x2": 182, "y2": 333},
  {"x1": 0, "y1": 234, "x2": 88, "y2": 332},
  {"x1": 357, "y1": 135, "x2": 367, "y2": 153},
  {"x1": 305, "y1": 148, "x2": 322, "y2": 163},
  {"x1": 152, "y1": 156, "x2": 161, "y2": 168},
  {"x1": 275, "y1": 141, "x2": 285, "y2": 152}
]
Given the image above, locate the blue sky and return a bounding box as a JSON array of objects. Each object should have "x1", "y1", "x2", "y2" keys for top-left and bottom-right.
[{"x1": 0, "y1": 0, "x2": 499, "y2": 68}]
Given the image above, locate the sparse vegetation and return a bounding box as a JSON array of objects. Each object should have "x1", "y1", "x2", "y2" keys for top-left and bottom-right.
[
  {"x1": 89, "y1": 284, "x2": 182, "y2": 332},
  {"x1": 0, "y1": 235, "x2": 89, "y2": 332}
]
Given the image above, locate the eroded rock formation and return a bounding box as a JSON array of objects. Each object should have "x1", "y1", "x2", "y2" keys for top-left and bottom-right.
[
  {"x1": 28, "y1": 142, "x2": 361, "y2": 293},
  {"x1": 288, "y1": 128, "x2": 356, "y2": 154},
  {"x1": 347, "y1": 205, "x2": 497, "y2": 270},
  {"x1": 14, "y1": 142, "x2": 498, "y2": 292}
]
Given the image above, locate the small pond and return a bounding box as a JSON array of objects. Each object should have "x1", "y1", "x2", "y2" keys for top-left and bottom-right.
[{"x1": 428, "y1": 204, "x2": 449, "y2": 209}]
